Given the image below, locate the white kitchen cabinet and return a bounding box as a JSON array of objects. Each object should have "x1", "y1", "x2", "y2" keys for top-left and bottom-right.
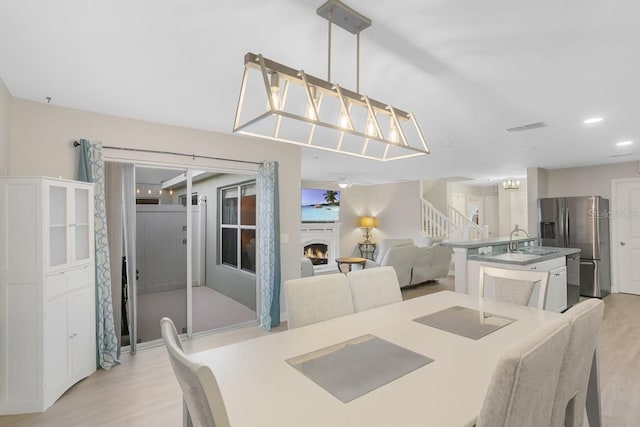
[
  {"x1": 0, "y1": 177, "x2": 96, "y2": 415},
  {"x1": 468, "y1": 256, "x2": 568, "y2": 312},
  {"x1": 547, "y1": 266, "x2": 568, "y2": 313},
  {"x1": 45, "y1": 181, "x2": 94, "y2": 272}
]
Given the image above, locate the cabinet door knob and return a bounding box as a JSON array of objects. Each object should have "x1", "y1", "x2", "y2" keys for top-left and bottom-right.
[{"x1": 621, "y1": 241, "x2": 626, "y2": 246}]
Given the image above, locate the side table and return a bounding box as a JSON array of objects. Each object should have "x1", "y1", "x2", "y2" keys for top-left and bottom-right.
[
  {"x1": 358, "y1": 242, "x2": 377, "y2": 261},
  {"x1": 335, "y1": 257, "x2": 367, "y2": 273}
]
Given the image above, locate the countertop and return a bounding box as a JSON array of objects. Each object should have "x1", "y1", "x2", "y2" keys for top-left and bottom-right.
[
  {"x1": 441, "y1": 236, "x2": 537, "y2": 249},
  {"x1": 468, "y1": 246, "x2": 581, "y2": 265}
]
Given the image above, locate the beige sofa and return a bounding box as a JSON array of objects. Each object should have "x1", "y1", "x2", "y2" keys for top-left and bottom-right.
[{"x1": 362, "y1": 238, "x2": 453, "y2": 287}]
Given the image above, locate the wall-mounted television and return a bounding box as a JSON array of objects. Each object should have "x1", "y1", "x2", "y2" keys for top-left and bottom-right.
[{"x1": 301, "y1": 188, "x2": 340, "y2": 223}]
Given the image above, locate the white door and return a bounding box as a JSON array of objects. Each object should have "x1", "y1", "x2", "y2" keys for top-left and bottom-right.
[{"x1": 613, "y1": 180, "x2": 640, "y2": 295}]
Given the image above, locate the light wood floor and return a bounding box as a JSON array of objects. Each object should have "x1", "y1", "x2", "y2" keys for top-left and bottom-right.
[{"x1": 2, "y1": 278, "x2": 638, "y2": 427}]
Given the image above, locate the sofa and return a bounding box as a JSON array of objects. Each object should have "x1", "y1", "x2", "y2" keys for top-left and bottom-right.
[{"x1": 361, "y1": 238, "x2": 453, "y2": 287}]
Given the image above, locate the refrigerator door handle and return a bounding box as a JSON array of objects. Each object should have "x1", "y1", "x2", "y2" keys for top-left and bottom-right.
[
  {"x1": 557, "y1": 200, "x2": 565, "y2": 247},
  {"x1": 565, "y1": 207, "x2": 570, "y2": 247}
]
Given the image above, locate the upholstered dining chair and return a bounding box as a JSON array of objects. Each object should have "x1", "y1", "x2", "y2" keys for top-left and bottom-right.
[
  {"x1": 347, "y1": 266, "x2": 402, "y2": 312},
  {"x1": 475, "y1": 317, "x2": 571, "y2": 427},
  {"x1": 478, "y1": 266, "x2": 550, "y2": 309},
  {"x1": 160, "y1": 317, "x2": 231, "y2": 427},
  {"x1": 284, "y1": 273, "x2": 355, "y2": 329},
  {"x1": 550, "y1": 299, "x2": 605, "y2": 427}
]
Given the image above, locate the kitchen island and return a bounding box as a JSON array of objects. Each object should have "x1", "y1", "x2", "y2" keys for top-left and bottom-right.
[{"x1": 442, "y1": 238, "x2": 580, "y2": 312}]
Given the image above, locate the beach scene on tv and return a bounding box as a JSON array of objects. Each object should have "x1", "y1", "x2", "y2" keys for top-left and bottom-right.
[{"x1": 301, "y1": 188, "x2": 340, "y2": 222}]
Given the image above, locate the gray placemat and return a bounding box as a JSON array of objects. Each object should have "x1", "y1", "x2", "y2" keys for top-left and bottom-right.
[
  {"x1": 413, "y1": 306, "x2": 516, "y2": 340},
  {"x1": 287, "y1": 334, "x2": 433, "y2": 403}
]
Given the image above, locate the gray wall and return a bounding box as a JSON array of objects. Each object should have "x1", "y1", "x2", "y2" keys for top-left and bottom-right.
[
  {"x1": 187, "y1": 174, "x2": 257, "y2": 311},
  {"x1": 0, "y1": 79, "x2": 10, "y2": 176},
  {"x1": 527, "y1": 167, "x2": 548, "y2": 237},
  {"x1": 422, "y1": 179, "x2": 448, "y2": 213},
  {"x1": 546, "y1": 162, "x2": 640, "y2": 199}
]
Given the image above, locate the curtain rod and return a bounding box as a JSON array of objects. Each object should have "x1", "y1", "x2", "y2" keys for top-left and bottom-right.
[{"x1": 72, "y1": 141, "x2": 263, "y2": 166}]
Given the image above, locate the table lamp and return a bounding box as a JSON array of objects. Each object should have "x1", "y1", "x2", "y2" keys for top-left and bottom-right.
[{"x1": 358, "y1": 216, "x2": 376, "y2": 244}]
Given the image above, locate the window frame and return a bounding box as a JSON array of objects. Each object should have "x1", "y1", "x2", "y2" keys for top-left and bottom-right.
[{"x1": 219, "y1": 181, "x2": 257, "y2": 274}]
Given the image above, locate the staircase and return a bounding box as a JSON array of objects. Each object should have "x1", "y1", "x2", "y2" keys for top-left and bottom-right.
[{"x1": 420, "y1": 198, "x2": 486, "y2": 241}]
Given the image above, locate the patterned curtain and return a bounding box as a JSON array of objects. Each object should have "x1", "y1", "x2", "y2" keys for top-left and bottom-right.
[
  {"x1": 77, "y1": 139, "x2": 119, "y2": 369},
  {"x1": 257, "y1": 161, "x2": 281, "y2": 330}
]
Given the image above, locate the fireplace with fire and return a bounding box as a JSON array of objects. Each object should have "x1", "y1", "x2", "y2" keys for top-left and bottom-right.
[
  {"x1": 304, "y1": 243, "x2": 329, "y2": 265},
  {"x1": 301, "y1": 222, "x2": 340, "y2": 272}
]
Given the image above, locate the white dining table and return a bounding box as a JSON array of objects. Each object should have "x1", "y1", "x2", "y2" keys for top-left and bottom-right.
[{"x1": 188, "y1": 291, "x2": 600, "y2": 427}]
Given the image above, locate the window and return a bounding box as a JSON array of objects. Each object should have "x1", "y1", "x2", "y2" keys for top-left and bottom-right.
[
  {"x1": 179, "y1": 193, "x2": 199, "y2": 206},
  {"x1": 220, "y1": 182, "x2": 256, "y2": 273}
]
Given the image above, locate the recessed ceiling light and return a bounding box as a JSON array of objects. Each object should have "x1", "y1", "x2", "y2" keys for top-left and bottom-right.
[
  {"x1": 616, "y1": 140, "x2": 633, "y2": 146},
  {"x1": 583, "y1": 117, "x2": 603, "y2": 124}
]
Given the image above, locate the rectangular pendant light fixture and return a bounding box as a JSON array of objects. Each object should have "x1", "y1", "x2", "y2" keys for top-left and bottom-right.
[{"x1": 232, "y1": 1, "x2": 430, "y2": 161}]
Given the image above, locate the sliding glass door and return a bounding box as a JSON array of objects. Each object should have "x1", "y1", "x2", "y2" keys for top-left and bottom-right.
[
  {"x1": 106, "y1": 161, "x2": 258, "y2": 353},
  {"x1": 134, "y1": 166, "x2": 189, "y2": 345},
  {"x1": 190, "y1": 175, "x2": 258, "y2": 334}
]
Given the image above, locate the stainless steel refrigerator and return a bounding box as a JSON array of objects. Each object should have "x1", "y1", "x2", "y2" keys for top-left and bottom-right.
[{"x1": 538, "y1": 196, "x2": 611, "y2": 299}]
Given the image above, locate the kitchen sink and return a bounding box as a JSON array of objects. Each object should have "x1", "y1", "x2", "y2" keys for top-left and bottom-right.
[
  {"x1": 515, "y1": 247, "x2": 557, "y2": 256},
  {"x1": 488, "y1": 253, "x2": 541, "y2": 262}
]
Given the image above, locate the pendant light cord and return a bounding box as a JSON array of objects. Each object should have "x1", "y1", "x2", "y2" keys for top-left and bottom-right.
[
  {"x1": 327, "y1": 9, "x2": 332, "y2": 82},
  {"x1": 356, "y1": 31, "x2": 360, "y2": 93}
]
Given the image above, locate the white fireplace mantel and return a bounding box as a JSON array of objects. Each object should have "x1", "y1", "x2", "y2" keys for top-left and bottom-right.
[{"x1": 300, "y1": 223, "x2": 341, "y2": 273}]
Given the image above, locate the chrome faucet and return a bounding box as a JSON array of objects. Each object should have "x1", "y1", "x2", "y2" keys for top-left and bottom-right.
[{"x1": 509, "y1": 225, "x2": 530, "y2": 252}]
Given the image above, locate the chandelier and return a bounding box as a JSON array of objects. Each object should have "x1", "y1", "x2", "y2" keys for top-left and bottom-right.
[
  {"x1": 502, "y1": 178, "x2": 521, "y2": 190},
  {"x1": 232, "y1": 0, "x2": 430, "y2": 161}
]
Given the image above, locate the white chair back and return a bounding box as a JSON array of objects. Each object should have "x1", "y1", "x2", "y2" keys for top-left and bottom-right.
[
  {"x1": 550, "y1": 299, "x2": 604, "y2": 427},
  {"x1": 284, "y1": 273, "x2": 354, "y2": 329},
  {"x1": 347, "y1": 266, "x2": 402, "y2": 312},
  {"x1": 479, "y1": 266, "x2": 550, "y2": 309},
  {"x1": 161, "y1": 317, "x2": 231, "y2": 427},
  {"x1": 476, "y1": 317, "x2": 571, "y2": 427}
]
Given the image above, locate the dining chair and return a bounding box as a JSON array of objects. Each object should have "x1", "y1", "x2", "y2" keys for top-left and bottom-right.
[
  {"x1": 160, "y1": 317, "x2": 231, "y2": 427},
  {"x1": 284, "y1": 273, "x2": 355, "y2": 329},
  {"x1": 476, "y1": 317, "x2": 571, "y2": 427},
  {"x1": 347, "y1": 266, "x2": 402, "y2": 312},
  {"x1": 478, "y1": 265, "x2": 550, "y2": 309},
  {"x1": 550, "y1": 299, "x2": 605, "y2": 427}
]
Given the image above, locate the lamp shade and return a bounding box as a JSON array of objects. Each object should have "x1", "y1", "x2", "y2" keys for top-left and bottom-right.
[{"x1": 358, "y1": 216, "x2": 376, "y2": 228}]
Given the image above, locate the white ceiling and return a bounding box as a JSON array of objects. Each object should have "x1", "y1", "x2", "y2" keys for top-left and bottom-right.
[{"x1": 1, "y1": 0, "x2": 639, "y2": 185}]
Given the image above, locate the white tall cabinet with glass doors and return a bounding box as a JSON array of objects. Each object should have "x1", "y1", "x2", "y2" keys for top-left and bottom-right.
[{"x1": 0, "y1": 177, "x2": 96, "y2": 415}]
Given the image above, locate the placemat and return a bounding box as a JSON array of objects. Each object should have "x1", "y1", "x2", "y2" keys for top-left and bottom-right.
[
  {"x1": 287, "y1": 334, "x2": 433, "y2": 403},
  {"x1": 413, "y1": 305, "x2": 515, "y2": 340}
]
